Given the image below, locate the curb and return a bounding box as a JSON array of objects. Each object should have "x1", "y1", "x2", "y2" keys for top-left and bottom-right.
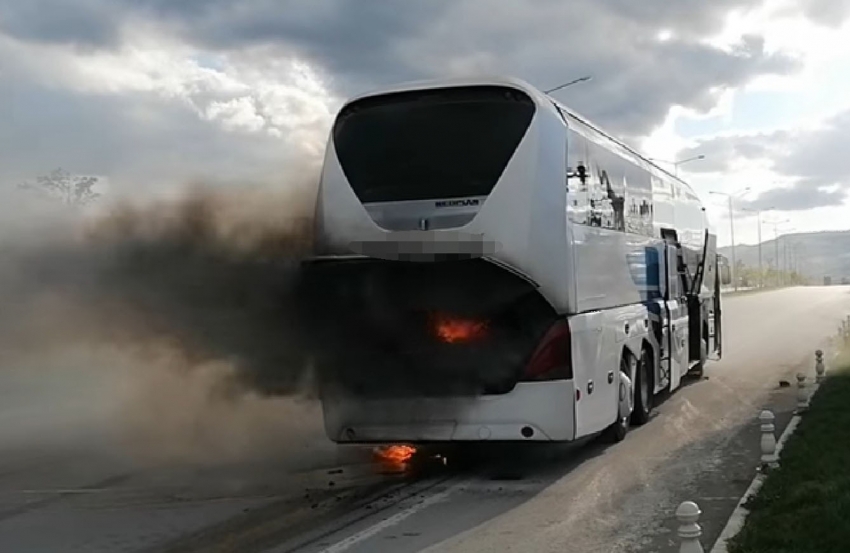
[{"x1": 708, "y1": 380, "x2": 821, "y2": 553}]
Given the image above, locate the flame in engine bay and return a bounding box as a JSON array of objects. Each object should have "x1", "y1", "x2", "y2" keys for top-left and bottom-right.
[{"x1": 430, "y1": 313, "x2": 489, "y2": 344}]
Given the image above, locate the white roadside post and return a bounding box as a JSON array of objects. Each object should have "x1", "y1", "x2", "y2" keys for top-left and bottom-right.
[
  {"x1": 759, "y1": 410, "x2": 778, "y2": 470},
  {"x1": 796, "y1": 373, "x2": 808, "y2": 413},
  {"x1": 816, "y1": 350, "x2": 826, "y2": 384},
  {"x1": 676, "y1": 501, "x2": 704, "y2": 553}
]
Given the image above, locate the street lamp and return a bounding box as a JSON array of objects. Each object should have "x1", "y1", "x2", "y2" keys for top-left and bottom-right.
[
  {"x1": 649, "y1": 154, "x2": 706, "y2": 176},
  {"x1": 741, "y1": 206, "x2": 775, "y2": 288},
  {"x1": 709, "y1": 187, "x2": 751, "y2": 291},
  {"x1": 543, "y1": 75, "x2": 593, "y2": 94}
]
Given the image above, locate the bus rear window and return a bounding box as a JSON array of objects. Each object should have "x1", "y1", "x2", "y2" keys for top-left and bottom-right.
[{"x1": 333, "y1": 85, "x2": 535, "y2": 204}]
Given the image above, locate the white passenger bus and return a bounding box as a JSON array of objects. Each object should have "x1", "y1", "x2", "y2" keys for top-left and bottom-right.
[{"x1": 300, "y1": 75, "x2": 726, "y2": 444}]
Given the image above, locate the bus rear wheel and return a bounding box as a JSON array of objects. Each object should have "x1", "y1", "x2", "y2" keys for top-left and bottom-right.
[
  {"x1": 603, "y1": 353, "x2": 635, "y2": 443},
  {"x1": 631, "y1": 346, "x2": 653, "y2": 426}
]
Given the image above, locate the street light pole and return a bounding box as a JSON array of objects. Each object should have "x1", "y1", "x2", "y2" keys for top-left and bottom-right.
[
  {"x1": 710, "y1": 187, "x2": 751, "y2": 291},
  {"x1": 795, "y1": 243, "x2": 801, "y2": 274},
  {"x1": 757, "y1": 211, "x2": 763, "y2": 287},
  {"x1": 742, "y1": 206, "x2": 775, "y2": 288},
  {"x1": 674, "y1": 155, "x2": 706, "y2": 176},
  {"x1": 543, "y1": 75, "x2": 593, "y2": 94},
  {"x1": 784, "y1": 237, "x2": 789, "y2": 281},
  {"x1": 792, "y1": 243, "x2": 802, "y2": 277},
  {"x1": 764, "y1": 218, "x2": 791, "y2": 286},
  {"x1": 728, "y1": 195, "x2": 736, "y2": 288},
  {"x1": 780, "y1": 229, "x2": 796, "y2": 285},
  {"x1": 774, "y1": 227, "x2": 779, "y2": 284},
  {"x1": 650, "y1": 155, "x2": 706, "y2": 176}
]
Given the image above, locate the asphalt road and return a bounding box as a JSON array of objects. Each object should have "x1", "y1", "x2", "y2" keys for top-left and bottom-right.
[{"x1": 1, "y1": 286, "x2": 849, "y2": 553}]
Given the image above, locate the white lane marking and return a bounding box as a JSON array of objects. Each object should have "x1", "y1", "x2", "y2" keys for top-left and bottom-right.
[
  {"x1": 17, "y1": 488, "x2": 125, "y2": 494},
  {"x1": 315, "y1": 485, "x2": 458, "y2": 553}
]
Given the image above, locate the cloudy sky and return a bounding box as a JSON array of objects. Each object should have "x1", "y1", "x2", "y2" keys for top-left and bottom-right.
[{"x1": 1, "y1": 0, "x2": 849, "y2": 245}]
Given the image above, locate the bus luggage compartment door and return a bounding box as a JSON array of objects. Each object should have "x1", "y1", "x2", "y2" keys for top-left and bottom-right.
[{"x1": 664, "y1": 244, "x2": 689, "y2": 391}]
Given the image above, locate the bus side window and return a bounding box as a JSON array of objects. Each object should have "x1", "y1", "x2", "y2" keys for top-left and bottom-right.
[{"x1": 567, "y1": 130, "x2": 589, "y2": 226}]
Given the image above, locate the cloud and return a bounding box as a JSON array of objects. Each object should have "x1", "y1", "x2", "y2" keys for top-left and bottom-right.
[
  {"x1": 2, "y1": 2, "x2": 804, "y2": 130},
  {"x1": 0, "y1": 33, "x2": 336, "y2": 194},
  {"x1": 742, "y1": 182, "x2": 847, "y2": 211},
  {"x1": 404, "y1": 14, "x2": 799, "y2": 138},
  {"x1": 798, "y1": 0, "x2": 850, "y2": 27},
  {"x1": 691, "y1": 111, "x2": 850, "y2": 188},
  {"x1": 684, "y1": 108, "x2": 850, "y2": 211},
  {"x1": 0, "y1": 79, "x2": 307, "y2": 193},
  {"x1": 774, "y1": 111, "x2": 850, "y2": 186},
  {"x1": 676, "y1": 130, "x2": 791, "y2": 173},
  {"x1": 0, "y1": 0, "x2": 123, "y2": 47},
  {"x1": 0, "y1": 0, "x2": 841, "y2": 188}
]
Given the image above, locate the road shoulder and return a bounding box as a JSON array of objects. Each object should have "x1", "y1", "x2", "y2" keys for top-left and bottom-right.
[{"x1": 724, "y1": 359, "x2": 850, "y2": 553}]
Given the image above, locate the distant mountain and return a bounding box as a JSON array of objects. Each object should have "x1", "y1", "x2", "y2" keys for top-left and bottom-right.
[{"x1": 718, "y1": 230, "x2": 850, "y2": 283}]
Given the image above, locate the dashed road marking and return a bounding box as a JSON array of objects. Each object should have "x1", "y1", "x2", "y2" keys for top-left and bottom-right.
[{"x1": 314, "y1": 485, "x2": 457, "y2": 553}]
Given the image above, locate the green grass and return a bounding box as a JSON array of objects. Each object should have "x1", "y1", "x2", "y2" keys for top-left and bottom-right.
[{"x1": 728, "y1": 359, "x2": 850, "y2": 553}]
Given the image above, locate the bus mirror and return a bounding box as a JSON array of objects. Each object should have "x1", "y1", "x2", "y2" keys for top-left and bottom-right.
[{"x1": 720, "y1": 264, "x2": 732, "y2": 285}]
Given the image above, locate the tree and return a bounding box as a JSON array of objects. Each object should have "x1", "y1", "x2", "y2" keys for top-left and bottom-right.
[{"x1": 18, "y1": 168, "x2": 101, "y2": 207}]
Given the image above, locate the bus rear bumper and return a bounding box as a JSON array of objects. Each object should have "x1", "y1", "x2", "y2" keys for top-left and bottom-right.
[{"x1": 322, "y1": 380, "x2": 576, "y2": 444}]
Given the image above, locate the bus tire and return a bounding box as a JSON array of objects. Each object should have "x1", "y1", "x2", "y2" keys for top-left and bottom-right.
[
  {"x1": 603, "y1": 414, "x2": 628, "y2": 443},
  {"x1": 631, "y1": 346, "x2": 653, "y2": 426},
  {"x1": 689, "y1": 337, "x2": 708, "y2": 379},
  {"x1": 603, "y1": 353, "x2": 634, "y2": 443}
]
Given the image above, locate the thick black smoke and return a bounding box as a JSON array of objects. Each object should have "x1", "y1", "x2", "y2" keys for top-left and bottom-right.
[
  {"x1": 0, "y1": 180, "x2": 556, "y2": 406},
  {"x1": 0, "y1": 181, "x2": 353, "y2": 466},
  {"x1": 0, "y1": 185, "x2": 321, "y2": 397}
]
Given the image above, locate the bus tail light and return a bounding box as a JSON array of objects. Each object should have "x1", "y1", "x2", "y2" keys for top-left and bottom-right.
[{"x1": 521, "y1": 320, "x2": 572, "y2": 381}]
